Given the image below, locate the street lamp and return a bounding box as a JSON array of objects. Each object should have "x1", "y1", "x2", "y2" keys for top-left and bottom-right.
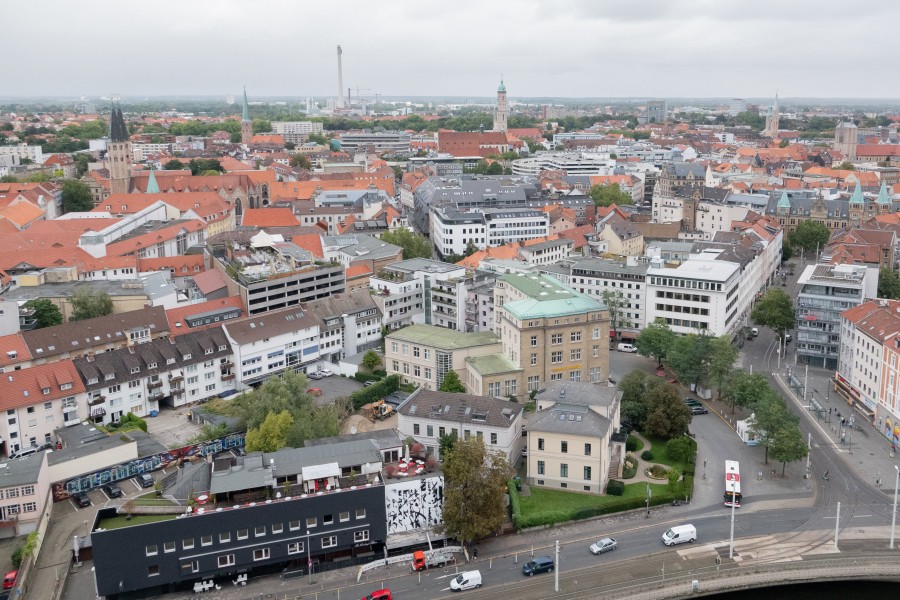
[
  {"x1": 307, "y1": 530, "x2": 313, "y2": 584},
  {"x1": 891, "y1": 466, "x2": 899, "y2": 550}
]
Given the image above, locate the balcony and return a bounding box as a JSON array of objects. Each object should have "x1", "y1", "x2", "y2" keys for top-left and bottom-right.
[
  {"x1": 88, "y1": 395, "x2": 106, "y2": 406},
  {"x1": 148, "y1": 391, "x2": 164, "y2": 401},
  {"x1": 147, "y1": 380, "x2": 163, "y2": 390},
  {"x1": 221, "y1": 373, "x2": 235, "y2": 381}
]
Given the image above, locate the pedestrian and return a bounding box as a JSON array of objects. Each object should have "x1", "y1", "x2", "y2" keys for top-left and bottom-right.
[{"x1": 473, "y1": 547, "x2": 478, "y2": 560}]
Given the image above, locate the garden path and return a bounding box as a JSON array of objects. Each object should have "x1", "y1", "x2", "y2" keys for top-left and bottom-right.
[{"x1": 622, "y1": 431, "x2": 675, "y2": 485}]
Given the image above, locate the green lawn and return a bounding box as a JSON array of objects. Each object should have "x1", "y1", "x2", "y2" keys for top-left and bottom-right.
[
  {"x1": 518, "y1": 482, "x2": 669, "y2": 516},
  {"x1": 641, "y1": 434, "x2": 694, "y2": 472},
  {"x1": 98, "y1": 514, "x2": 177, "y2": 530},
  {"x1": 131, "y1": 493, "x2": 176, "y2": 507},
  {"x1": 627, "y1": 435, "x2": 644, "y2": 453}
]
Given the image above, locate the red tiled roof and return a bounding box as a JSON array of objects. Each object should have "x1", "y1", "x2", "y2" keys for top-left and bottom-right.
[
  {"x1": 0, "y1": 334, "x2": 30, "y2": 368},
  {"x1": 290, "y1": 234, "x2": 324, "y2": 258},
  {"x1": 346, "y1": 264, "x2": 372, "y2": 279},
  {"x1": 138, "y1": 255, "x2": 206, "y2": 275},
  {"x1": 192, "y1": 268, "x2": 229, "y2": 295},
  {"x1": 1, "y1": 360, "x2": 86, "y2": 411},
  {"x1": 241, "y1": 208, "x2": 300, "y2": 228},
  {"x1": 165, "y1": 296, "x2": 245, "y2": 335}
]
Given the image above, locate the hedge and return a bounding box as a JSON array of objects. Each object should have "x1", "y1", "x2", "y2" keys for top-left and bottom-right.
[
  {"x1": 350, "y1": 375, "x2": 400, "y2": 410},
  {"x1": 641, "y1": 450, "x2": 654, "y2": 461},
  {"x1": 626, "y1": 436, "x2": 639, "y2": 452},
  {"x1": 508, "y1": 479, "x2": 522, "y2": 525},
  {"x1": 353, "y1": 372, "x2": 379, "y2": 384},
  {"x1": 606, "y1": 479, "x2": 625, "y2": 496}
]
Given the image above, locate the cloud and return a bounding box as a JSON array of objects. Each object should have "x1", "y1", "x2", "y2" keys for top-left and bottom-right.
[{"x1": 4, "y1": 0, "x2": 900, "y2": 98}]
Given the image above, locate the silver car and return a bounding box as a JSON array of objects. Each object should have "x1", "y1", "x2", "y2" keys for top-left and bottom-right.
[{"x1": 590, "y1": 537, "x2": 618, "y2": 555}]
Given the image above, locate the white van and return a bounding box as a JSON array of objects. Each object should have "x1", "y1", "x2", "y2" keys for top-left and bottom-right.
[
  {"x1": 617, "y1": 343, "x2": 637, "y2": 353},
  {"x1": 662, "y1": 524, "x2": 696, "y2": 546},
  {"x1": 450, "y1": 570, "x2": 482, "y2": 591}
]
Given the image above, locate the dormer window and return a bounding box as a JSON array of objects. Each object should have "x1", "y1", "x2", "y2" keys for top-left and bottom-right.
[
  {"x1": 183, "y1": 354, "x2": 191, "y2": 360},
  {"x1": 42, "y1": 388, "x2": 50, "y2": 395},
  {"x1": 218, "y1": 345, "x2": 226, "y2": 351},
  {"x1": 105, "y1": 373, "x2": 115, "y2": 381},
  {"x1": 60, "y1": 383, "x2": 72, "y2": 391},
  {"x1": 205, "y1": 348, "x2": 213, "y2": 355},
  {"x1": 166, "y1": 358, "x2": 175, "y2": 365},
  {"x1": 130, "y1": 367, "x2": 140, "y2": 374},
  {"x1": 88, "y1": 378, "x2": 98, "y2": 385}
]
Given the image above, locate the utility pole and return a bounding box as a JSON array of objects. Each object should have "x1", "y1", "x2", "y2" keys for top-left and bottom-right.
[
  {"x1": 728, "y1": 493, "x2": 736, "y2": 559},
  {"x1": 806, "y1": 432, "x2": 811, "y2": 478},
  {"x1": 891, "y1": 466, "x2": 899, "y2": 549},
  {"x1": 554, "y1": 540, "x2": 559, "y2": 592},
  {"x1": 834, "y1": 502, "x2": 840, "y2": 551},
  {"x1": 804, "y1": 364, "x2": 809, "y2": 404}
]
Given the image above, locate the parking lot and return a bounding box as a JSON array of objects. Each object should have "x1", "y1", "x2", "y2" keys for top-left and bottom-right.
[
  {"x1": 306, "y1": 373, "x2": 364, "y2": 406},
  {"x1": 146, "y1": 405, "x2": 204, "y2": 449}
]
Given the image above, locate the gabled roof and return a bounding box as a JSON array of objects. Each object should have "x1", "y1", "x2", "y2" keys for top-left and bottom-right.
[
  {"x1": 241, "y1": 207, "x2": 300, "y2": 228},
  {"x1": 192, "y1": 268, "x2": 228, "y2": 295},
  {"x1": 164, "y1": 296, "x2": 245, "y2": 335},
  {"x1": 0, "y1": 333, "x2": 31, "y2": 368},
  {"x1": 398, "y1": 388, "x2": 522, "y2": 430},
  {"x1": 2, "y1": 360, "x2": 85, "y2": 411}
]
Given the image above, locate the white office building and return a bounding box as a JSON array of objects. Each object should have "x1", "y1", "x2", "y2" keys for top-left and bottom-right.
[{"x1": 430, "y1": 207, "x2": 549, "y2": 258}]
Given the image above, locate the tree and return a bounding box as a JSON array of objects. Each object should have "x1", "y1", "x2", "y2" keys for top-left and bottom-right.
[
  {"x1": 707, "y1": 336, "x2": 738, "y2": 400},
  {"x1": 666, "y1": 436, "x2": 696, "y2": 464},
  {"x1": 618, "y1": 370, "x2": 660, "y2": 428},
  {"x1": 164, "y1": 159, "x2": 184, "y2": 170},
  {"x1": 635, "y1": 319, "x2": 676, "y2": 368},
  {"x1": 749, "y1": 391, "x2": 795, "y2": 464},
  {"x1": 770, "y1": 424, "x2": 808, "y2": 476},
  {"x1": 289, "y1": 154, "x2": 311, "y2": 169},
  {"x1": 245, "y1": 410, "x2": 294, "y2": 453},
  {"x1": 188, "y1": 159, "x2": 224, "y2": 175},
  {"x1": 667, "y1": 467, "x2": 684, "y2": 497},
  {"x1": 380, "y1": 228, "x2": 432, "y2": 260},
  {"x1": 307, "y1": 133, "x2": 328, "y2": 145},
  {"x1": 26, "y1": 172, "x2": 51, "y2": 183},
  {"x1": 439, "y1": 370, "x2": 466, "y2": 393},
  {"x1": 787, "y1": 220, "x2": 830, "y2": 256},
  {"x1": 441, "y1": 437, "x2": 511, "y2": 547},
  {"x1": 362, "y1": 350, "x2": 381, "y2": 371},
  {"x1": 70, "y1": 288, "x2": 113, "y2": 321},
  {"x1": 781, "y1": 242, "x2": 793, "y2": 263},
  {"x1": 751, "y1": 288, "x2": 795, "y2": 340},
  {"x1": 251, "y1": 118, "x2": 271, "y2": 135},
  {"x1": 726, "y1": 371, "x2": 770, "y2": 415},
  {"x1": 602, "y1": 290, "x2": 627, "y2": 340},
  {"x1": 439, "y1": 432, "x2": 457, "y2": 458},
  {"x1": 643, "y1": 384, "x2": 692, "y2": 439},
  {"x1": 589, "y1": 183, "x2": 634, "y2": 207},
  {"x1": 23, "y1": 299, "x2": 62, "y2": 328},
  {"x1": 0, "y1": 175, "x2": 17, "y2": 183},
  {"x1": 836, "y1": 161, "x2": 855, "y2": 171},
  {"x1": 879, "y1": 267, "x2": 900, "y2": 300},
  {"x1": 61, "y1": 180, "x2": 93, "y2": 213},
  {"x1": 667, "y1": 333, "x2": 714, "y2": 390}
]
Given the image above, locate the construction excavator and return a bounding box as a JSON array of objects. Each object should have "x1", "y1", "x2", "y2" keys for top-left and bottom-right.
[{"x1": 362, "y1": 399, "x2": 394, "y2": 422}]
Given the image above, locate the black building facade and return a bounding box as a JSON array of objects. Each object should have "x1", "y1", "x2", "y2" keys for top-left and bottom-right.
[{"x1": 92, "y1": 483, "x2": 386, "y2": 599}]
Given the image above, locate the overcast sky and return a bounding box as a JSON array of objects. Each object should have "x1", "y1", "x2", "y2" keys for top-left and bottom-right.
[{"x1": 8, "y1": 0, "x2": 900, "y2": 100}]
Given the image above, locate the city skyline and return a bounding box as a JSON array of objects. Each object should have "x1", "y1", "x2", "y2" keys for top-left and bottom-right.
[{"x1": 7, "y1": 0, "x2": 900, "y2": 99}]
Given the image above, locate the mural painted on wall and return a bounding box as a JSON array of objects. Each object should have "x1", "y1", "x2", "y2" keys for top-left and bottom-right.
[
  {"x1": 385, "y1": 475, "x2": 444, "y2": 534},
  {"x1": 51, "y1": 432, "x2": 245, "y2": 502}
]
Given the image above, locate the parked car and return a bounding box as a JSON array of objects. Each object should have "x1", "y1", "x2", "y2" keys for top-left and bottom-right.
[
  {"x1": 102, "y1": 483, "x2": 123, "y2": 498},
  {"x1": 750, "y1": 327, "x2": 759, "y2": 337},
  {"x1": 691, "y1": 406, "x2": 708, "y2": 415},
  {"x1": 9, "y1": 446, "x2": 40, "y2": 460},
  {"x1": 522, "y1": 555, "x2": 554, "y2": 576},
  {"x1": 617, "y1": 343, "x2": 637, "y2": 353},
  {"x1": 307, "y1": 388, "x2": 323, "y2": 397},
  {"x1": 589, "y1": 537, "x2": 618, "y2": 555},
  {"x1": 317, "y1": 368, "x2": 333, "y2": 377},
  {"x1": 361, "y1": 590, "x2": 391, "y2": 600},
  {"x1": 72, "y1": 491, "x2": 91, "y2": 508},
  {"x1": 683, "y1": 397, "x2": 702, "y2": 407},
  {"x1": 662, "y1": 524, "x2": 697, "y2": 546},
  {"x1": 137, "y1": 474, "x2": 154, "y2": 488},
  {"x1": 308, "y1": 371, "x2": 323, "y2": 380},
  {"x1": 3, "y1": 570, "x2": 16, "y2": 590}
]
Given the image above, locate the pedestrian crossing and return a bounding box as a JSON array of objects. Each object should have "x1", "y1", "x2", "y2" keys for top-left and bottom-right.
[{"x1": 675, "y1": 533, "x2": 833, "y2": 564}]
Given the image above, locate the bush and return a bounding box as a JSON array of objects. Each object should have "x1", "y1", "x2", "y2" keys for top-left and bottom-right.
[
  {"x1": 626, "y1": 436, "x2": 640, "y2": 452},
  {"x1": 606, "y1": 479, "x2": 625, "y2": 496},
  {"x1": 350, "y1": 375, "x2": 400, "y2": 410},
  {"x1": 508, "y1": 479, "x2": 522, "y2": 525},
  {"x1": 622, "y1": 457, "x2": 638, "y2": 479},
  {"x1": 641, "y1": 450, "x2": 654, "y2": 461},
  {"x1": 666, "y1": 436, "x2": 696, "y2": 463},
  {"x1": 372, "y1": 369, "x2": 387, "y2": 378}
]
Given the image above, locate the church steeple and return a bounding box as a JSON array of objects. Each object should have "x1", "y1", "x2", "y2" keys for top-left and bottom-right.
[
  {"x1": 493, "y1": 76, "x2": 508, "y2": 133},
  {"x1": 146, "y1": 169, "x2": 160, "y2": 194},
  {"x1": 107, "y1": 103, "x2": 132, "y2": 196},
  {"x1": 241, "y1": 86, "x2": 252, "y2": 146},
  {"x1": 849, "y1": 180, "x2": 864, "y2": 205}
]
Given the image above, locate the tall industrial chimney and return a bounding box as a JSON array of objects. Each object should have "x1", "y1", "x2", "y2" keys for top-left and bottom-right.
[{"x1": 336, "y1": 44, "x2": 345, "y2": 109}]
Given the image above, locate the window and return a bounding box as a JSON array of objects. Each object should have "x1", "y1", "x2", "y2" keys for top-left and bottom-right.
[
  {"x1": 183, "y1": 538, "x2": 194, "y2": 550},
  {"x1": 530, "y1": 335, "x2": 538, "y2": 347},
  {"x1": 218, "y1": 554, "x2": 235, "y2": 568},
  {"x1": 272, "y1": 522, "x2": 283, "y2": 534},
  {"x1": 584, "y1": 443, "x2": 592, "y2": 456},
  {"x1": 181, "y1": 560, "x2": 199, "y2": 573},
  {"x1": 356, "y1": 508, "x2": 366, "y2": 519},
  {"x1": 201, "y1": 535, "x2": 212, "y2": 546},
  {"x1": 322, "y1": 535, "x2": 337, "y2": 549},
  {"x1": 438, "y1": 426, "x2": 446, "y2": 437},
  {"x1": 530, "y1": 353, "x2": 537, "y2": 366},
  {"x1": 354, "y1": 530, "x2": 370, "y2": 543},
  {"x1": 219, "y1": 532, "x2": 231, "y2": 543},
  {"x1": 551, "y1": 351, "x2": 562, "y2": 364},
  {"x1": 490, "y1": 433, "x2": 497, "y2": 444},
  {"x1": 570, "y1": 349, "x2": 581, "y2": 361},
  {"x1": 289, "y1": 520, "x2": 300, "y2": 531},
  {"x1": 253, "y1": 548, "x2": 271, "y2": 561},
  {"x1": 413, "y1": 346, "x2": 420, "y2": 358},
  {"x1": 537, "y1": 460, "x2": 545, "y2": 475},
  {"x1": 391, "y1": 342, "x2": 398, "y2": 353},
  {"x1": 570, "y1": 331, "x2": 581, "y2": 342},
  {"x1": 340, "y1": 511, "x2": 350, "y2": 522},
  {"x1": 323, "y1": 514, "x2": 333, "y2": 525},
  {"x1": 146, "y1": 544, "x2": 158, "y2": 556},
  {"x1": 551, "y1": 334, "x2": 563, "y2": 345},
  {"x1": 424, "y1": 368, "x2": 432, "y2": 380},
  {"x1": 255, "y1": 525, "x2": 266, "y2": 537},
  {"x1": 164, "y1": 541, "x2": 176, "y2": 553},
  {"x1": 593, "y1": 327, "x2": 601, "y2": 339},
  {"x1": 288, "y1": 541, "x2": 304, "y2": 554},
  {"x1": 426, "y1": 425, "x2": 433, "y2": 437},
  {"x1": 413, "y1": 423, "x2": 420, "y2": 435},
  {"x1": 237, "y1": 529, "x2": 248, "y2": 540},
  {"x1": 560, "y1": 464, "x2": 569, "y2": 478},
  {"x1": 538, "y1": 438, "x2": 544, "y2": 451},
  {"x1": 148, "y1": 565, "x2": 160, "y2": 577},
  {"x1": 584, "y1": 466, "x2": 592, "y2": 481},
  {"x1": 306, "y1": 517, "x2": 317, "y2": 528},
  {"x1": 561, "y1": 441, "x2": 568, "y2": 453},
  {"x1": 527, "y1": 375, "x2": 540, "y2": 391}
]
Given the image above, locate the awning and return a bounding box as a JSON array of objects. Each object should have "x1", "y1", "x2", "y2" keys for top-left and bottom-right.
[
  {"x1": 301, "y1": 462, "x2": 340, "y2": 481},
  {"x1": 91, "y1": 407, "x2": 106, "y2": 417}
]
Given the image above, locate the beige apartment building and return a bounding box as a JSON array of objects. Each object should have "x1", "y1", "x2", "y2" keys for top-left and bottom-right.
[
  {"x1": 384, "y1": 325, "x2": 502, "y2": 391},
  {"x1": 526, "y1": 381, "x2": 622, "y2": 494},
  {"x1": 494, "y1": 273, "x2": 610, "y2": 393}
]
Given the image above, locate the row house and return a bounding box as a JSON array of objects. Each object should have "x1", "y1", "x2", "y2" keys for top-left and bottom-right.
[
  {"x1": 303, "y1": 290, "x2": 382, "y2": 361},
  {"x1": 2, "y1": 360, "x2": 86, "y2": 456},
  {"x1": 73, "y1": 328, "x2": 234, "y2": 419}
]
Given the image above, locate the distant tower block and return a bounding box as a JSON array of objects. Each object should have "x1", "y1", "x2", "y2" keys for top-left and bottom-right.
[
  {"x1": 108, "y1": 104, "x2": 132, "y2": 195},
  {"x1": 241, "y1": 86, "x2": 252, "y2": 146},
  {"x1": 763, "y1": 93, "x2": 780, "y2": 138},
  {"x1": 834, "y1": 121, "x2": 858, "y2": 160},
  {"x1": 493, "y1": 77, "x2": 508, "y2": 132},
  {"x1": 336, "y1": 45, "x2": 345, "y2": 109}
]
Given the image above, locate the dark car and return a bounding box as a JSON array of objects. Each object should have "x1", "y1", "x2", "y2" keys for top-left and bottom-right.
[
  {"x1": 683, "y1": 397, "x2": 701, "y2": 407},
  {"x1": 522, "y1": 555, "x2": 554, "y2": 576},
  {"x1": 102, "y1": 483, "x2": 123, "y2": 498},
  {"x1": 72, "y1": 491, "x2": 91, "y2": 508},
  {"x1": 691, "y1": 406, "x2": 709, "y2": 415},
  {"x1": 137, "y1": 474, "x2": 154, "y2": 488}
]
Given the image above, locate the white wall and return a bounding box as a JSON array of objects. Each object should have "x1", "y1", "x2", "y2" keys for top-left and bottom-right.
[{"x1": 384, "y1": 476, "x2": 444, "y2": 534}]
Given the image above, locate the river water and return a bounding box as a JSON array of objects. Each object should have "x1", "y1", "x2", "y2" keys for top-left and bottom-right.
[{"x1": 707, "y1": 580, "x2": 898, "y2": 598}]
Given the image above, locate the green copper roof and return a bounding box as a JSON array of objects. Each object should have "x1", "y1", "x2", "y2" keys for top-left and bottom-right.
[
  {"x1": 242, "y1": 86, "x2": 250, "y2": 122},
  {"x1": 146, "y1": 169, "x2": 160, "y2": 194},
  {"x1": 877, "y1": 180, "x2": 892, "y2": 205},
  {"x1": 849, "y1": 180, "x2": 864, "y2": 204},
  {"x1": 465, "y1": 353, "x2": 521, "y2": 376},
  {"x1": 498, "y1": 273, "x2": 607, "y2": 319},
  {"x1": 777, "y1": 190, "x2": 791, "y2": 209},
  {"x1": 386, "y1": 324, "x2": 500, "y2": 350},
  {"x1": 498, "y1": 78, "x2": 506, "y2": 93}
]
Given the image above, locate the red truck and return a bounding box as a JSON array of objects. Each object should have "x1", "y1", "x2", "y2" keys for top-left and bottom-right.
[{"x1": 411, "y1": 549, "x2": 452, "y2": 571}]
